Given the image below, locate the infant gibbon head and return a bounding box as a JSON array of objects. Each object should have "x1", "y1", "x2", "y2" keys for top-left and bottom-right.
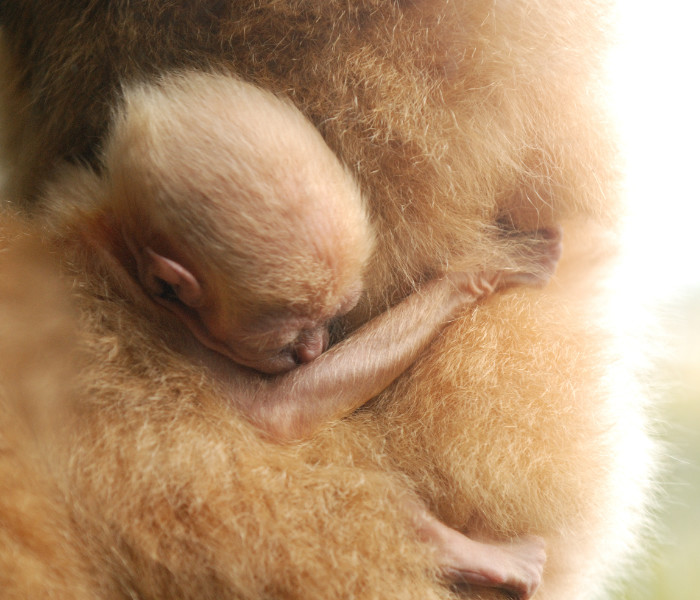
[{"x1": 105, "y1": 71, "x2": 373, "y2": 374}]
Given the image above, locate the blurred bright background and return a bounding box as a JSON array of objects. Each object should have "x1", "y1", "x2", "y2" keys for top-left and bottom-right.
[{"x1": 608, "y1": 1, "x2": 700, "y2": 598}]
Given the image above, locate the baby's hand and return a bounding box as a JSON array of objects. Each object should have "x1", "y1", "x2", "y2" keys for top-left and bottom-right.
[
  {"x1": 446, "y1": 271, "x2": 504, "y2": 300},
  {"x1": 447, "y1": 226, "x2": 563, "y2": 299}
]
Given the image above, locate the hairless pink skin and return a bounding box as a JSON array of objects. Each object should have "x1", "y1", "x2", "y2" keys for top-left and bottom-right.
[{"x1": 413, "y1": 504, "x2": 546, "y2": 600}]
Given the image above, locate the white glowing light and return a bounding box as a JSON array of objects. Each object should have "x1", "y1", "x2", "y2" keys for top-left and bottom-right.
[{"x1": 609, "y1": 2, "x2": 700, "y2": 303}]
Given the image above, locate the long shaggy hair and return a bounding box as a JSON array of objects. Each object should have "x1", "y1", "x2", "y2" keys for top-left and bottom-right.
[{"x1": 0, "y1": 2, "x2": 656, "y2": 598}]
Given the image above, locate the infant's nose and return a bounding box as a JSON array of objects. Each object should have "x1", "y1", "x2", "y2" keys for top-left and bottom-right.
[{"x1": 293, "y1": 327, "x2": 328, "y2": 364}]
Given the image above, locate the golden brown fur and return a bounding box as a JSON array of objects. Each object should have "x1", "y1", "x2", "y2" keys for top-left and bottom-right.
[
  {"x1": 21, "y1": 168, "x2": 447, "y2": 598},
  {"x1": 0, "y1": 1, "x2": 654, "y2": 598},
  {"x1": 0, "y1": 215, "x2": 96, "y2": 599}
]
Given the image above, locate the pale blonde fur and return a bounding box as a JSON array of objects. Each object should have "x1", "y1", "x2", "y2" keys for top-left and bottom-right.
[
  {"x1": 107, "y1": 72, "x2": 372, "y2": 314},
  {"x1": 0, "y1": 1, "x2": 655, "y2": 598}
]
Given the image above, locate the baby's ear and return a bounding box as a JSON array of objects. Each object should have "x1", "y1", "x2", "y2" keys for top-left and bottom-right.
[{"x1": 142, "y1": 247, "x2": 203, "y2": 307}]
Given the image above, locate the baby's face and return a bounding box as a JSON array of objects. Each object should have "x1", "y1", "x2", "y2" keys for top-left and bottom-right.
[
  {"x1": 197, "y1": 285, "x2": 363, "y2": 375},
  {"x1": 214, "y1": 314, "x2": 330, "y2": 375}
]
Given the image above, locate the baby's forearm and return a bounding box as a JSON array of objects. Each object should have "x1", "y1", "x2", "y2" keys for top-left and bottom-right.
[
  {"x1": 241, "y1": 227, "x2": 562, "y2": 441},
  {"x1": 249, "y1": 272, "x2": 498, "y2": 441}
]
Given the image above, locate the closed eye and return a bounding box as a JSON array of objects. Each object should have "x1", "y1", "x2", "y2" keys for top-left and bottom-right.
[{"x1": 157, "y1": 280, "x2": 178, "y2": 302}]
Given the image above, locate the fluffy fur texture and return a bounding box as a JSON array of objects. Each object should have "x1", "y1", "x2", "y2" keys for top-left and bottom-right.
[
  {"x1": 0, "y1": 1, "x2": 655, "y2": 598},
  {"x1": 0, "y1": 215, "x2": 95, "y2": 600},
  {"x1": 107, "y1": 72, "x2": 372, "y2": 314}
]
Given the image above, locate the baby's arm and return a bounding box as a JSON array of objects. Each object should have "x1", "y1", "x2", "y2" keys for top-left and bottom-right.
[
  {"x1": 247, "y1": 271, "x2": 496, "y2": 439},
  {"x1": 242, "y1": 227, "x2": 562, "y2": 441}
]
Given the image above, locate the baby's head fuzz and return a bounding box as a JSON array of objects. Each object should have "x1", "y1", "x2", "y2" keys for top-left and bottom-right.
[{"x1": 105, "y1": 71, "x2": 373, "y2": 373}]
